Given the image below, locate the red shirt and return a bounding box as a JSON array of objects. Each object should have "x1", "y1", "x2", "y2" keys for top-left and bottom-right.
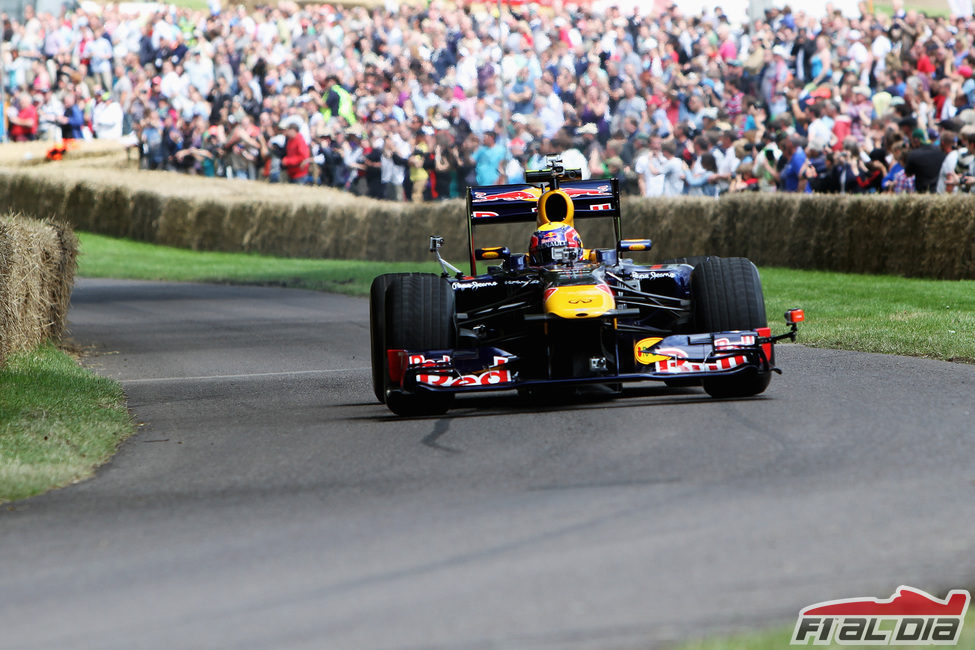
[
  {"x1": 281, "y1": 132, "x2": 310, "y2": 180},
  {"x1": 9, "y1": 104, "x2": 38, "y2": 141}
]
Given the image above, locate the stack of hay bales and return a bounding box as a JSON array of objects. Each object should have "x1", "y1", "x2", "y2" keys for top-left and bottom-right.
[
  {"x1": 3, "y1": 146, "x2": 975, "y2": 279},
  {"x1": 0, "y1": 215, "x2": 77, "y2": 365}
]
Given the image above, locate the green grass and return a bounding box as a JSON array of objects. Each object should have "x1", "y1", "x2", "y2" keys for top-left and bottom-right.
[
  {"x1": 0, "y1": 343, "x2": 132, "y2": 503},
  {"x1": 78, "y1": 232, "x2": 975, "y2": 364},
  {"x1": 77, "y1": 232, "x2": 440, "y2": 296},
  {"x1": 669, "y1": 606, "x2": 975, "y2": 649},
  {"x1": 761, "y1": 267, "x2": 975, "y2": 363}
]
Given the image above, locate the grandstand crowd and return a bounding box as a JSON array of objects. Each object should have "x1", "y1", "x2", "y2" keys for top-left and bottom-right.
[{"x1": 4, "y1": 0, "x2": 975, "y2": 197}]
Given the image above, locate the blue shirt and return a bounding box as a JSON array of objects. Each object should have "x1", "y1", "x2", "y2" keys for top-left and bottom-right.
[
  {"x1": 473, "y1": 143, "x2": 506, "y2": 185},
  {"x1": 783, "y1": 148, "x2": 807, "y2": 192}
]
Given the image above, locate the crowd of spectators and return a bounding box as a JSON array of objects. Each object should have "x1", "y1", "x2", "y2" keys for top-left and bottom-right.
[{"x1": 5, "y1": 0, "x2": 975, "y2": 198}]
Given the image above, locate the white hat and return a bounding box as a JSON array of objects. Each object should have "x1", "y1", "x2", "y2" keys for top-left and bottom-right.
[
  {"x1": 772, "y1": 45, "x2": 790, "y2": 58},
  {"x1": 577, "y1": 123, "x2": 598, "y2": 135}
]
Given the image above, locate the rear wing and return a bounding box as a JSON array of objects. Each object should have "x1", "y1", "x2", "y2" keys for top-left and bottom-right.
[{"x1": 465, "y1": 178, "x2": 622, "y2": 274}]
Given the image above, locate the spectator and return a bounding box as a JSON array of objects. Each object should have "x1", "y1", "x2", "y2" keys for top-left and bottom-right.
[
  {"x1": 8, "y1": 92, "x2": 39, "y2": 141},
  {"x1": 472, "y1": 130, "x2": 506, "y2": 185},
  {"x1": 905, "y1": 128, "x2": 946, "y2": 193},
  {"x1": 280, "y1": 121, "x2": 311, "y2": 185},
  {"x1": 1, "y1": 0, "x2": 972, "y2": 204}
]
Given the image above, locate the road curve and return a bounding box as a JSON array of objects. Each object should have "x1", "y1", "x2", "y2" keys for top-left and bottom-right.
[{"x1": 1, "y1": 278, "x2": 974, "y2": 650}]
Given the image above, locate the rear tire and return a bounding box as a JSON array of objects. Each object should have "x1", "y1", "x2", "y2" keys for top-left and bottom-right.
[
  {"x1": 384, "y1": 274, "x2": 456, "y2": 416},
  {"x1": 692, "y1": 257, "x2": 771, "y2": 398},
  {"x1": 370, "y1": 274, "x2": 398, "y2": 403}
]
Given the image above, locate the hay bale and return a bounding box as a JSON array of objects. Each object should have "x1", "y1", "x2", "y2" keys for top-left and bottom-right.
[
  {"x1": 129, "y1": 190, "x2": 163, "y2": 242},
  {"x1": 0, "y1": 215, "x2": 74, "y2": 365},
  {"x1": 43, "y1": 220, "x2": 78, "y2": 341},
  {"x1": 63, "y1": 181, "x2": 99, "y2": 232},
  {"x1": 91, "y1": 185, "x2": 133, "y2": 238}
]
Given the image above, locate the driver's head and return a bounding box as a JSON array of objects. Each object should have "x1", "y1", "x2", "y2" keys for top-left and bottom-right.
[{"x1": 529, "y1": 223, "x2": 583, "y2": 266}]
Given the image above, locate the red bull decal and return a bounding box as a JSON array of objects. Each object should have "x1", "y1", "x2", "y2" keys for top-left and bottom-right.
[
  {"x1": 408, "y1": 353, "x2": 451, "y2": 367},
  {"x1": 714, "y1": 335, "x2": 756, "y2": 350},
  {"x1": 415, "y1": 355, "x2": 514, "y2": 388},
  {"x1": 472, "y1": 211, "x2": 498, "y2": 219},
  {"x1": 591, "y1": 203, "x2": 612, "y2": 210},
  {"x1": 562, "y1": 185, "x2": 612, "y2": 198},
  {"x1": 655, "y1": 348, "x2": 746, "y2": 373},
  {"x1": 472, "y1": 187, "x2": 542, "y2": 203}
]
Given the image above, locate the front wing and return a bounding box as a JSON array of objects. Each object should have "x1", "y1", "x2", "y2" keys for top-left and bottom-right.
[{"x1": 385, "y1": 329, "x2": 784, "y2": 396}]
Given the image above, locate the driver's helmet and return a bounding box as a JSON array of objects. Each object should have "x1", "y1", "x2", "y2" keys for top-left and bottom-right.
[{"x1": 529, "y1": 222, "x2": 583, "y2": 266}]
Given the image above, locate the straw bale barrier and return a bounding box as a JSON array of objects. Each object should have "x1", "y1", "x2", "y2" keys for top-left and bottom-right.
[
  {"x1": 0, "y1": 214, "x2": 78, "y2": 365},
  {"x1": 2, "y1": 159, "x2": 975, "y2": 279}
]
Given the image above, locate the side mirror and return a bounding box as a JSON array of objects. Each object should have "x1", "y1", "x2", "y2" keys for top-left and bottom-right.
[
  {"x1": 593, "y1": 248, "x2": 618, "y2": 265},
  {"x1": 475, "y1": 246, "x2": 511, "y2": 261},
  {"x1": 618, "y1": 239, "x2": 652, "y2": 252}
]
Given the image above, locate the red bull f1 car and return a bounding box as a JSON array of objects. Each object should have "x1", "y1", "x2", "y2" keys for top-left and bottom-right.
[{"x1": 370, "y1": 159, "x2": 803, "y2": 416}]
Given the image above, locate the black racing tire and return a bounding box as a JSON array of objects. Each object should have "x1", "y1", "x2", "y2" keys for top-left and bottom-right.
[
  {"x1": 691, "y1": 257, "x2": 771, "y2": 398},
  {"x1": 370, "y1": 273, "x2": 400, "y2": 403},
  {"x1": 383, "y1": 274, "x2": 456, "y2": 416}
]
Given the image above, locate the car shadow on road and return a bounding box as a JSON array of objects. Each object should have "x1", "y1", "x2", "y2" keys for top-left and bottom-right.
[{"x1": 344, "y1": 386, "x2": 769, "y2": 423}]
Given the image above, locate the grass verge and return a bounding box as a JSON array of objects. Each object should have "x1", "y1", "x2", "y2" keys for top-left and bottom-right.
[
  {"x1": 79, "y1": 232, "x2": 975, "y2": 364},
  {"x1": 77, "y1": 232, "x2": 440, "y2": 296},
  {"x1": 0, "y1": 343, "x2": 132, "y2": 503}
]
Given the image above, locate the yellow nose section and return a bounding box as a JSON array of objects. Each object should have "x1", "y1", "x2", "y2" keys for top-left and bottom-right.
[{"x1": 543, "y1": 285, "x2": 616, "y2": 319}]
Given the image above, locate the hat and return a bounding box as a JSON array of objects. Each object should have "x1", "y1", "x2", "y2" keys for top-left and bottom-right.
[
  {"x1": 605, "y1": 156, "x2": 624, "y2": 168},
  {"x1": 511, "y1": 113, "x2": 528, "y2": 124},
  {"x1": 959, "y1": 65, "x2": 973, "y2": 79},
  {"x1": 848, "y1": 29, "x2": 862, "y2": 40},
  {"x1": 911, "y1": 127, "x2": 928, "y2": 142},
  {"x1": 577, "y1": 123, "x2": 598, "y2": 135},
  {"x1": 432, "y1": 118, "x2": 451, "y2": 130},
  {"x1": 702, "y1": 107, "x2": 719, "y2": 120},
  {"x1": 853, "y1": 85, "x2": 871, "y2": 97},
  {"x1": 939, "y1": 118, "x2": 963, "y2": 132},
  {"x1": 959, "y1": 108, "x2": 975, "y2": 125},
  {"x1": 772, "y1": 45, "x2": 790, "y2": 58},
  {"x1": 810, "y1": 86, "x2": 832, "y2": 99},
  {"x1": 101, "y1": 91, "x2": 111, "y2": 101},
  {"x1": 421, "y1": 125, "x2": 435, "y2": 135},
  {"x1": 889, "y1": 96, "x2": 906, "y2": 106}
]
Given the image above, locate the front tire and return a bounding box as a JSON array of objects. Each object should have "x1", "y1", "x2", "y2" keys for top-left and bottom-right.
[
  {"x1": 692, "y1": 257, "x2": 771, "y2": 398},
  {"x1": 384, "y1": 274, "x2": 456, "y2": 416}
]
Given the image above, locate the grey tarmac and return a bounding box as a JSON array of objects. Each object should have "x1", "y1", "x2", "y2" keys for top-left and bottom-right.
[{"x1": 1, "y1": 278, "x2": 973, "y2": 650}]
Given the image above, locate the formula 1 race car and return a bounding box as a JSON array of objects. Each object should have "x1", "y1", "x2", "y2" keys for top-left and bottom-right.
[{"x1": 370, "y1": 159, "x2": 803, "y2": 416}]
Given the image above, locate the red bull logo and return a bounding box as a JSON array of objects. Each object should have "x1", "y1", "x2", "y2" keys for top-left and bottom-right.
[
  {"x1": 562, "y1": 185, "x2": 612, "y2": 198},
  {"x1": 472, "y1": 187, "x2": 542, "y2": 203}
]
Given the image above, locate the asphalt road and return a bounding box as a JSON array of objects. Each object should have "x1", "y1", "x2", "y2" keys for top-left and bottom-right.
[{"x1": 2, "y1": 278, "x2": 974, "y2": 650}]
